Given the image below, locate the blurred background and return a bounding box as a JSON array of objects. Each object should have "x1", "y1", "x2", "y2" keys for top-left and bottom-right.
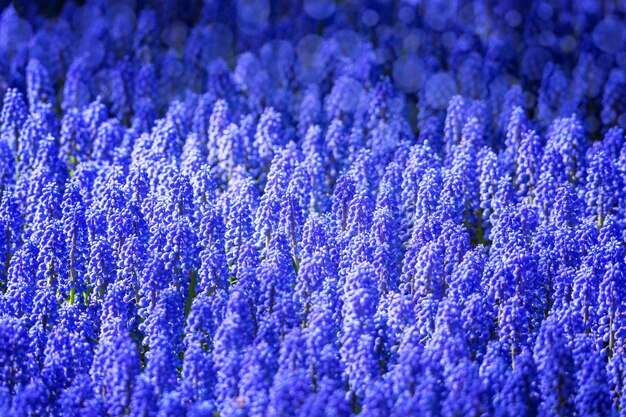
[{"x1": 1, "y1": 0, "x2": 625, "y2": 135}]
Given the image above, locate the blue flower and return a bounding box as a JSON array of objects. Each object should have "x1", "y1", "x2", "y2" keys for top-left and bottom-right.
[{"x1": 534, "y1": 316, "x2": 576, "y2": 417}]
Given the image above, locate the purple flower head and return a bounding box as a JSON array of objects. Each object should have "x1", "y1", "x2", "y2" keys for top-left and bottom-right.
[
  {"x1": 26, "y1": 58, "x2": 55, "y2": 111},
  {"x1": 141, "y1": 286, "x2": 184, "y2": 396},
  {"x1": 584, "y1": 147, "x2": 620, "y2": 226},
  {"x1": 62, "y1": 55, "x2": 91, "y2": 112},
  {"x1": 534, "y1": 316, "x2": 576, "y2": 417},
  {"x1": 340, "y1": 261, "x2": 380, "y2": 397},
  {"x1": 254, "y1": 107, "x2": 285, "y2": 167},
  {"x1": 0, "y1": 88, "x2": 27, "y2": 149},
  {"x1": 213, "y1": 289, "x2": 256, "y2": 409}
]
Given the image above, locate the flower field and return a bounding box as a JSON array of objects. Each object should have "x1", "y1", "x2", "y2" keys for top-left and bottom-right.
[{"x1": 1, "y1": 0, "x2": 626, "y2": 416}]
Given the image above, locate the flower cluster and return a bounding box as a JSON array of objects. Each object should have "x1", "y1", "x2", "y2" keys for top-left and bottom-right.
[{"x1": 0, "y1": 0, "x2": 626, "y2": 416}]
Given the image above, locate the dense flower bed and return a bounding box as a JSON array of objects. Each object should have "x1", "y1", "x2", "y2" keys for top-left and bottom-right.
[{"x1": 1, "y1": 0, "x2": 626, "y2": 416}]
